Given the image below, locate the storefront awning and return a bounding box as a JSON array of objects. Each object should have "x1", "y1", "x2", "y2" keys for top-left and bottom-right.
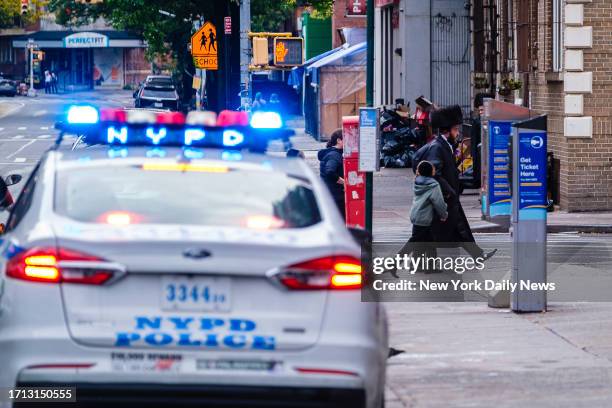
[{"x1": 12, "y1": 30, "x2": 145, "y2": 48}]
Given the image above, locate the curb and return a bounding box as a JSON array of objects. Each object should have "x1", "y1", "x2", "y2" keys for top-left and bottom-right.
[{"x1": 471, "y1": 223, "x2": 612, "y2": 234}]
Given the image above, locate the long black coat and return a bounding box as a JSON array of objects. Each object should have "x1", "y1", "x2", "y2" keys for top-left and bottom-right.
[
  {"x1": 318, "y1": 147, "x2": 344, "y2": 202},
  {"x1": 420, "y1": 135, "x2": 476, "y2": 246}
]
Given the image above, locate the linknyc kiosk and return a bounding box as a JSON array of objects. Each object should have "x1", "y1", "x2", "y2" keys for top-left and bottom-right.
[{"x1": 481, "y1": 99, "x2": 548, "y2": 312}]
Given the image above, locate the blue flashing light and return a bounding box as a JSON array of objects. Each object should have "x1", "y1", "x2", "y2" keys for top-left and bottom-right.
[
  {"x1": 250, "y1": 111, "x2": 282, "y2": 129},
  {"x1": 67, "y1": 105, "x2": 99, "y2": 125},
  {"x1": 184, "y1": 148, "x2": 205, "y2": 159},
  {"x1": 223, "y1": 130, "x2": 245, "y2": 147},
  {"x1": 146, "y1": 148, "x2": 167, "y2": 158},
  {"x1": 222, "y1": 151, "x2": 243, "y2": 161},
  {"x1": 108, "y1": 148, "x2": 128, "y2": 159},
  {"x1": 184, "y1": 129, "x2": 206, "y2": 145},
  {"x1": 107, "y1": 126, "x2": 128, "y2": 144},
  {"x1": 145, "y1": 127, "x2": 168, "y2": 145}
]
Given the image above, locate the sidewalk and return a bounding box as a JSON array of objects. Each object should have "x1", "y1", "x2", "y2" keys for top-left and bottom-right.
[
  {"x1": 288, "y1": 119, "x2": 612, "y2": 241},
  {"x1": 290, "y1": 120, "x2": 612, "y2": 407},
  {"x1": 385, "y1": 302, "x2": 612, "y2": 408}
]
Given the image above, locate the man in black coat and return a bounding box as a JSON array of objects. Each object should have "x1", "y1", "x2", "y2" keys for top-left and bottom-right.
[{"x1": 422, "y1": 105, "x2": 495, "y2": 260}]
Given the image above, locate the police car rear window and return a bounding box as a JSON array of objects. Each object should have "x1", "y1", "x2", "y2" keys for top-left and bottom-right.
[{"x1": 54, "y1": 165, "x2": 322, "y2": 228}]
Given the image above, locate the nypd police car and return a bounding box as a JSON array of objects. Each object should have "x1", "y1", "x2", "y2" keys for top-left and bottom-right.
[{"x1": 0, "y1": 106, "x2": 388, "y2": 407}]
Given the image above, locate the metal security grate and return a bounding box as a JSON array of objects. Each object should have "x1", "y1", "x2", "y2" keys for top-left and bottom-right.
[{"x1": 430, "y1": 10, "x2": 471, "y2": 117}]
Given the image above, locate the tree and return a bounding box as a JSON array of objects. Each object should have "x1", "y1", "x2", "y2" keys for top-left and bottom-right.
[
  {"x1": 251, "y1": 0, "x2": 332, "y2": 32},
  {"x1": 0, "y1": 0, "x2": 46, "y2": 28}
]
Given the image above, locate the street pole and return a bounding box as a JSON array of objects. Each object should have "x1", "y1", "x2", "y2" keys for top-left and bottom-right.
[
  {"x1": 365, "y1": 0, "x2": 374, "y2": 233},
  {"x1": 239, "y1": 0, "x2": 251, "y2": 110},
  {"x1": 27, "y1": 38, "x2": 35, "y2": 97}
]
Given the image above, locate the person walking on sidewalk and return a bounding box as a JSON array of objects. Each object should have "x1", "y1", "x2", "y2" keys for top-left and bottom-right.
[
  {"x1": 318, "y1": 129, "x2": 345, "y2": 218},
  {"x1": 390, "y1": 161, "x2": 448, "y2": 276},
  {"x1": 419, "y1": 105, "x2": 496, "y2": 261},
  {"x1": 44, "y1": 70, "x2": 52, "y2": 94}
]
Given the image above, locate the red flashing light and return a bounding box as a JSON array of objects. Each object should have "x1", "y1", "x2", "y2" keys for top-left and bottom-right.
[
  {"x1": 217, "y1": 110, "x2": 249, "y2": 127},
  {"x1": 156, "y1": 111, "x2": 186, "y2": 125},
  {"x1": 100, "y1": 108, "x2": 127, "y2": 123}
]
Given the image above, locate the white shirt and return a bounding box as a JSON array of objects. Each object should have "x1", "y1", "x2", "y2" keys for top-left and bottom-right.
[{"x1": 441, "y1": 134, "x2": 454, "y2": 154}]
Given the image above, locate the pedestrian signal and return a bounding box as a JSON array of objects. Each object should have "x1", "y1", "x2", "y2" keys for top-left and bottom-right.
[
  {"x1": 191, "y1": 21, "x2": 218, "y2": 70},
  {"x1": 273, "y1": 38, "x2": 303, "y2": 67},
  {"x1": 252, "y1": 37, "x2": 268, "y2": 66}
]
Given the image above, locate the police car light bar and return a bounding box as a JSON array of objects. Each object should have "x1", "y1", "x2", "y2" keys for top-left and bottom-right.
[
  {"x1": 250, "y1": 111, "x2": 282, "y2": 129},
  {"x1": 67, "y1": 105, "x2": 99, "y2": 124},
  {"x1": 55, "y1": 106, "x2": 293, "y2": 152}
]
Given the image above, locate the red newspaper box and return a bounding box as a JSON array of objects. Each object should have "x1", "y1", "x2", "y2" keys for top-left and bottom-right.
[{"x1": 342, "y1": 116, "x2": 366, "y2": 229}]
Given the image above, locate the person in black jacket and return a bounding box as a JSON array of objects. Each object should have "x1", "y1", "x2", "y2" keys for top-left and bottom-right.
[
  {"x1": 423, "y1": 105, "x2": 496, "y2": 261},
  {"x1": 318, "y1": 129, "x2": 345, "y2": 218}
]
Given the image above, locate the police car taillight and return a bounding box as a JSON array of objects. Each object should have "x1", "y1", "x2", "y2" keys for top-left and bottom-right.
[
  {"x1": 276, "y1": 255, "x2": 362, "y2": 290},
  {"x1": 6, "y1": 247, "x2": 114, "y2": 285}
]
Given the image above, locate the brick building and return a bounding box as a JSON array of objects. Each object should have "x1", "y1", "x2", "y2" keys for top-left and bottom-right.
[
  {"x1": 475, "y1": 0, "x2": 612, "y2": 211},
  {"x1": 332, "y1": 0, "x2": 367, "y2": 47}
]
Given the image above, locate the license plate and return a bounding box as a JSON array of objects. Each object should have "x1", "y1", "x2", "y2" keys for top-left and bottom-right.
[
  {"x1": 154, "y1": 102, "x2": 163, "y2": 107},
  {"x1": 161, "y1": 276, "x2": 231, "y2": 312}
]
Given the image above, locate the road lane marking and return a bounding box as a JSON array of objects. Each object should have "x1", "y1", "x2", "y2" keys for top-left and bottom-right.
[
  {"x1": 0, "y1": 128, "x2": 4, "y2": 132},
  {"x1": 6, "y1": 140, "x2": 36, "y2": 159},
  {"x1": 17, "y1": 127, "x2": 26, "y2": 130},
  {"x1": 37, "y1": 135, "x2": 51, "y2": 139},
  {"x1": 33, "y1": 110, "x2": 47, "y2": 117},
  {"x1": 0, "y1": 101, "x2": 24, "y2": 119},
  {"x1": 13, "y1": 158, "x2": 26, "y2": 163},
  {"x1": 40, "y1": 126, "x2": 49, "y2": 130},
  {"x1": 12, "y1": 135, "x2": 23, "y2": 139}
]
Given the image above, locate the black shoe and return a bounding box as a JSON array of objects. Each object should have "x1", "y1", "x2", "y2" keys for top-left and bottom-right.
[{"x1": 483, "y1": 248, "x2": 498, "y2": 261}]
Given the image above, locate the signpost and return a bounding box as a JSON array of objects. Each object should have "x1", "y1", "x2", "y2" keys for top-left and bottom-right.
[
  {"x1": 511, "y1": 115, "x2": 548, "y2": 313},
  {"x1": 358, "y1": 107, "x2": 380, "y2": 173},
  {"x1": 191, "y1": 21, "x2": 218, "y2": 70},
  {"x1": 26, "y1": 38, "x2": 35, "y2": 97},
  {"x1": 224, "y1": 16, "x2": 232, "y2": 34},
  {"x1": 488, "y1": 120, "x2": 512, "y2": 217}
]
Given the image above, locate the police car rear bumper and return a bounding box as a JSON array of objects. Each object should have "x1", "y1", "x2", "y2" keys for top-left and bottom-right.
[{"x1": 14, "y1": 382, "x2": 366, "y2": 408}]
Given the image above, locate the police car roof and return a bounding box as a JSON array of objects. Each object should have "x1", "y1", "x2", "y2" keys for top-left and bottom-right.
[{"x1": 53, "y1": 145, "x2": 309, "y2": 175}]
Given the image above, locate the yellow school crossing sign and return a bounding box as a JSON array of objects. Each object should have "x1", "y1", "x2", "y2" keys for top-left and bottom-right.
[{"x1": 191, "y1": 21, "x2": 218, "y2": 70}]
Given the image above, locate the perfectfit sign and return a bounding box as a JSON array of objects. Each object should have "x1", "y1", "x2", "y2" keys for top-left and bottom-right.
[{"x1": 64, "y1": 32, "x2": 109, "y2": 48}]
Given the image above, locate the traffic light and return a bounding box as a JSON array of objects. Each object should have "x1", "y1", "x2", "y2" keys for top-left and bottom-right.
[
  {"x1": 252, "y1": 37, "x2": 268, "y2": 66},
  {"x1": 32, "y1": 51, "x2": 45, "y2": 61},
  {"x1": 20, "y1": 0, "x2": 29, "y2": 15},
  {"x1": 273, "y1": 38, "x2": 303, "y2": 67}
]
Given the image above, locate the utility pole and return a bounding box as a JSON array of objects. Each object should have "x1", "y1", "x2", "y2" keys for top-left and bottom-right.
[
  {"x1": 27, "y1": 38, "x2": 35, "y2": 97},
  {"x1": 239, "y1": 0, "x2": 251, "y2": 110},
  {"x1": 365, "y1": 0, "x2": 374, "y2": 233}
]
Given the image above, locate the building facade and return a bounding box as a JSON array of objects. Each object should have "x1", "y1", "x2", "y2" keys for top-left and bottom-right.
[
  {"x1": 477, "y1": 0, "x2": 612, "y2": 211},
  {"x1": 0, "y1": 15, "x2": 149, "y2": 91}
]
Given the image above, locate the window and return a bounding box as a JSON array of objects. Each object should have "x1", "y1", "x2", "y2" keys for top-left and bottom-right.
[
  {"x1": 55, "y1": 165, "x2": 322, "y2": 229},
  {"x1": 552, "y1": 0, "x2": 563, "y2": 72},
  {"x1": 6, "y1": 165, "x2": 40, "y2": 232},
  {"x1": 0, "y1": 40, "x2": 13, "y2": 64}
]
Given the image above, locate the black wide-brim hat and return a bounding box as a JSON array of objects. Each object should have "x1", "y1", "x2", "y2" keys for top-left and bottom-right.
[{"x1": 431, "y1": 105, "x2": 463, "y2": 130}]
